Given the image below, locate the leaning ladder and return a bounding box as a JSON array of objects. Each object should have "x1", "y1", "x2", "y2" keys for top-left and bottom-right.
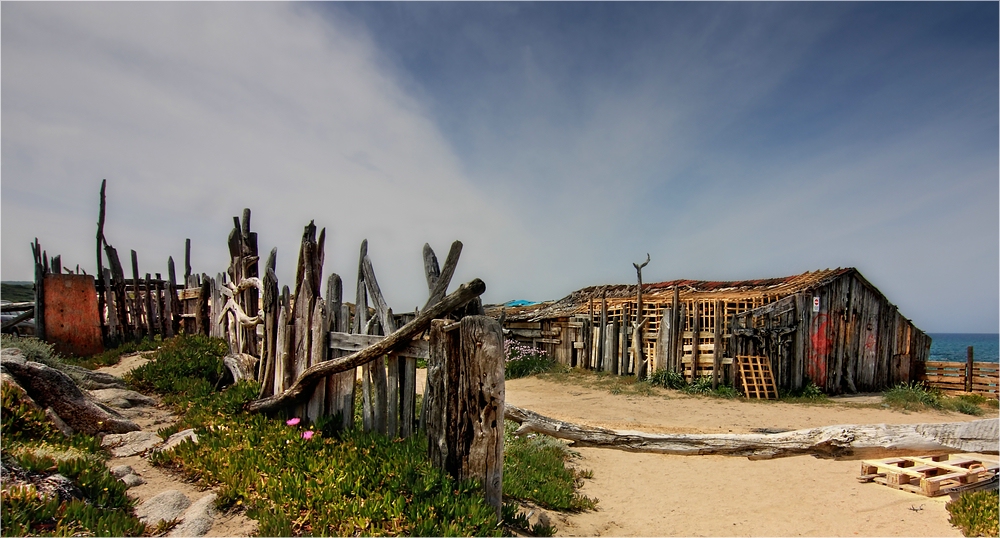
[{"x1": 737, "y1": 355, "x2": 778, "y2": 399}]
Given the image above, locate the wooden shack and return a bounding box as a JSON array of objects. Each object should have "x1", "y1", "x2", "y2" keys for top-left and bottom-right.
[{"x1": 493, "y1": 268, "x2": 930, "y2": 394}]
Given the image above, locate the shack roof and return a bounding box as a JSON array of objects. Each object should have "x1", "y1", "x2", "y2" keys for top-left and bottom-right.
[{"x1": 492, "y1": 267, "x2": 864, "y2": 322}]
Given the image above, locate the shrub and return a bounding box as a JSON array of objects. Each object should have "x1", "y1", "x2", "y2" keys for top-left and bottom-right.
[
  {"x1": 648, "y1": 369, "x2": 686, "y2": 390},
  {"x1": 947, "y1": 490, "x2": 998, "y2": 537},
  {"x1": 0, "y1": 335, "x2": 61, "y2": 368},
  {"x1": 125, "y1": 334, "x2": 228, "y2": 399},
  {"x1": 505, "y1": 340, "x2": 556, "y2": 379}
]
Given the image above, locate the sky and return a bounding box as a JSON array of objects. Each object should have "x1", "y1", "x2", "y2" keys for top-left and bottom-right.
[{"x1": 2, "y1": 2, "x2": 997, "y2": 333}]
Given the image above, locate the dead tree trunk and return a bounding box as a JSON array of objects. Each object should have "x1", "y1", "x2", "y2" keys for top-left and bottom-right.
[{"x1": 505, "y1": 405, "x2": 998, "y2": 460}]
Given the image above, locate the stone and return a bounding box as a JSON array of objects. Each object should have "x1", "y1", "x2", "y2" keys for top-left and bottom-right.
[
  {"x1": 110, "y1": 465, "x2": 135, "y2": 479},
  {"x1": 101, "y1": 430, "x2": 162, "y2": 457},
  {"x1": 136, "y1": 490, "x2": 190, "y2": 526},
  {"x1": 121, "y1": 473, "x2": 145, "y2": 488},
  {"x1": 167, "y1": 493, "x2": 217, "y2": 537},
  {"x1": 158, "y1": 429, "x2": 199, "y2": 453},
  {"x1": 90, "y1": 388, "x2": 156, "y2": 408}
]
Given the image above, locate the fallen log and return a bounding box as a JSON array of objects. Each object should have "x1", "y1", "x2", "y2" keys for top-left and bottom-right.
[
  {"x1": 247, "y1": 278, "x2": 486, "y2": 413},
  {"x1": 505, "y1": 405, "x2": 999, "y2": 460}
]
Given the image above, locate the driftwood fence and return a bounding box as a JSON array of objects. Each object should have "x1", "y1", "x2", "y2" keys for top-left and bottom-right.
[
  {"x1": 208, "y1": 210, "x2": 503, "y2": 515},
  {"x1": 25, "y1": 182, "x2": 506, "y2": 515}
]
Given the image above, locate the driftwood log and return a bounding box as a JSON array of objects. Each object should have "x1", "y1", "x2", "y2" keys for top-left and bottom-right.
[
  {"x1": 505, "y1": 405, "x2": 999, "y2": 460},
  {"x1": 247, "y1": 278, "x2": 487, "y2": 413},
  {"x1": 1, "y1": 349, "x2": 140, "y2": 435}
]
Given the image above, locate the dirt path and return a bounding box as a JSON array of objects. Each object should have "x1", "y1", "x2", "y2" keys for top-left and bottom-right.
[
  {"x1": 97, "y1": 353, "x2": 258, "y2": 537},
  {"x1": 504, "y1": 374, "x2": 996, "y2": 537}
]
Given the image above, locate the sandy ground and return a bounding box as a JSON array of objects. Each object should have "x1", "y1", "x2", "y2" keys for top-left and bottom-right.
[{"x1": 502, "y1": 374, "x2": 998, "y2": 537}]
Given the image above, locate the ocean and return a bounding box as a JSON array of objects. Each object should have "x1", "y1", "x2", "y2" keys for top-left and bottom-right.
[{"x1": 928, "y1": 333, "x2": 999, "y2": 363}]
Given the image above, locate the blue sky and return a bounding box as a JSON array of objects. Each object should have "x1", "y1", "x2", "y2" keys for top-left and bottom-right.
[{"x1": 2, "y1": 2, "x2": 997, "y2": 332}]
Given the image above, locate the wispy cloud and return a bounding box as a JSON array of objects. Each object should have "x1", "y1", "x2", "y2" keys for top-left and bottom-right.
[{"x1": 2, "y1": 2, "x2": 520, "y2": 309}]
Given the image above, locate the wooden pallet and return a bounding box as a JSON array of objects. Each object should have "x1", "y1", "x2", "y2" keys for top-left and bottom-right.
[
  {"x1": 737, "y1": 355, "x2": 778, "y2": 399},
  {"x1": 859, "y1": 455, "x2": 1000, "y2": 497}
]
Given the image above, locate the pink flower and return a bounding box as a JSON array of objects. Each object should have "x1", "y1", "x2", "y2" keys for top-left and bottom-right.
[
  {"x1": 286, "y1": 418, "x2": 301, "y2": 426},
  {"x1": 301, "y1": 430, "x2": 314, "y2": 440}
]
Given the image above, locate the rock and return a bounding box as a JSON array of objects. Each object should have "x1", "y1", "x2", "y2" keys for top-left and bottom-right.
[
  {"x1": 45, "y1": 408, "x2": 75, "y2": 437},
  {"x1": 158, "y1": 429, "x2": 199, "y2": 453},
  {"x1": 110, "y1": 465, "x2": 135, "y2": 479},
  {"x1": 101, "y1": 431, "x2": 162, "y2": 457},
  {"x1": 168, "y1": 493, "x2": 217, "y2": 537},
  {"x1": 136, "y1": 490, "x2": 190, "y2": 526},
  {"x1": 1, "y1": 349, "x2": 140, "y2": 435},
  {"x1": 38, "y1": 474, "x2": 83, "y2": 502},
  {"x1": 90, "y1": 388, "x2": 156, "y2": 408},
  {"x1": 61, "y1": 364, "x2": 126, "y2": 390},
  {"x1": 121, "y1": 473, "x2": 145, "y2": 488}
]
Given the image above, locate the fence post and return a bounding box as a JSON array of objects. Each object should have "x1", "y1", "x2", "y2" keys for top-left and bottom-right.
[
  {"x1": 966, "y1": 346, "x2": 974, "y2": 393},
  {"x1": 425, "y1": 316, "x2": 504, "y2": 519}
]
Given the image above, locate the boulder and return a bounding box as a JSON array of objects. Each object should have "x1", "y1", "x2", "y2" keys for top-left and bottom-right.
[
  {"x1": 159, "y1": 429, "x2": 199, "y2": 453},
  {"x1": 168, "y1": 493, "x2": 217, "y2": 537}
]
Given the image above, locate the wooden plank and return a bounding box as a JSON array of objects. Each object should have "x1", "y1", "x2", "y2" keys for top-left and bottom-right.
[
  {"x1": 507, "y1": 322, "x2": 543, "y2": 330},
  {"x1": 387, "y1": 353, "x2": 400, "y2": 438},
  {"x1": 402, "y1": 355, "x2": 416, "y2": 438},
  {"x1": 306, "y1": 299, "x2": 327, "y2": 422},
  {"x1": 713, "y1": 300, "x2": 722, "y2": 389},
  {"x1": 362, "y1": 254, "x2": 396, "y2": 335},
  {"x1": 329, "y1": 332, "x2": 429, "y2": 358},
  {"x1": 690, "y1": 301, "x2": 700, "y2": 383}
]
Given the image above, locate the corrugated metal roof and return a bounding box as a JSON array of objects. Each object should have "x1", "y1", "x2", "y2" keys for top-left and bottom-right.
[{"x1": 491, "y1": 268, "x2": 856, "y2": 321}]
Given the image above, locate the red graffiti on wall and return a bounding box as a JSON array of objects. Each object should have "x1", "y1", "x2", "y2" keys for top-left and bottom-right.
[{"x1": 808, "y1": 313, "x2": 830, "y2": 384}]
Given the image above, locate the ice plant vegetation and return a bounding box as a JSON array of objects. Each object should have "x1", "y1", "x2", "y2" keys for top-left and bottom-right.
[{"x1": 286, "y1": 417, "x2": 301, "y2": 426}]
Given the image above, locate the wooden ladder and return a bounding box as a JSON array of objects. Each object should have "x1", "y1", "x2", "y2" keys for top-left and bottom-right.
[{"x1": 738, "y1": 355, "x2": 778, "y2": 399}]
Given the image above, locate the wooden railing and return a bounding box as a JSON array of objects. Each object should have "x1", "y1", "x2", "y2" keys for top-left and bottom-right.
[{"x1": 921, "y1": 361, "x2": 999, "y2": 398}]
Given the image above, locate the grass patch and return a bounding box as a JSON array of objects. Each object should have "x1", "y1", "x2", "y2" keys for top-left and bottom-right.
[
  {"x1": 503, "y1": 421, "x2": 596, "y2": 512},
  {"x1": 1, "y1": 281, "x2": 35, "y2": 302},
  {"x1": 947, "y1": 489, "x2": 999, "y2": 537},
  {"x1": 1, "y1": 383, "x2": 145, "y2": 536},
  {"x1": 647, "y1": 371, "x2": 739, "y2": 399},
  {"x1": 883, "y1": 382, "x2": 989, "y2": 416}
]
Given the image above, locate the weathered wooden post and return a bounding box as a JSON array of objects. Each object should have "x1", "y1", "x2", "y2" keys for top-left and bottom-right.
[
  {"x1": 966, "y1": 346, "x2": 974, "y2": 393},
  {"x1": 425, "y1": 316, "x2": 505, "y2": 519}
]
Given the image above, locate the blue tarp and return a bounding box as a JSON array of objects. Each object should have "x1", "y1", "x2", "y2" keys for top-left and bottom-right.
[{"x1": 503, "y1": 300, "x2": 538, "y2": 307}]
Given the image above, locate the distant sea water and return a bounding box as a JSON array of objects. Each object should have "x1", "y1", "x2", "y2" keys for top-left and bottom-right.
[{"x1": 928, "y1": 333, "x2": 999, "y2": 363}]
